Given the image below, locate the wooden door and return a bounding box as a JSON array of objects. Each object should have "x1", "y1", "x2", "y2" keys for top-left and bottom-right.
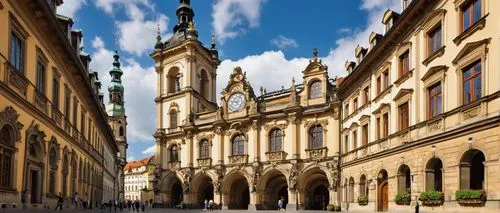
[{"x1": 381, "y1": 183, "x2": 388, "y2": 211}]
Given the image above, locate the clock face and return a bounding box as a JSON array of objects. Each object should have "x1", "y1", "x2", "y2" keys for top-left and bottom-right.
[{"x1": 228, "y1": 93, "x2": 246, "y2": 112}]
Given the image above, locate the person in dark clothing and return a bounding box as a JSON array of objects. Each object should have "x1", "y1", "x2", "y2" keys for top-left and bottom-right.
[{"x1": 55, "y1": 192, "x2": 64, "y2": 211}]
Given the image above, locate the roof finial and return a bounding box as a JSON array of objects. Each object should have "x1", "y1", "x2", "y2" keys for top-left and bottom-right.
[
  {"x1": 155, "y1": 23, "x2": 163, "y2": 49},
  {"x1": 313, "y1": 48, "x2": 318, "y2": 58}
]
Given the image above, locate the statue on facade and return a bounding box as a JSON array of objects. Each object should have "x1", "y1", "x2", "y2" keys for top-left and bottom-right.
[{"x1": 288, "y1": 164, "x2": 299, "y2": 190}]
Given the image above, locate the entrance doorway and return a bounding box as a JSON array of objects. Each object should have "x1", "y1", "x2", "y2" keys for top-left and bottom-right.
[
  {"x1": 30, "y1": 169, "x2": 40, "y2": 204},
  {"x1": 171, "y1": 180, "x2": 183, "y2": 206},
  {"x1": 260, "y1": 172, "x2": 288, "y2": 210},
  {"x1": 377, "y1": 169, "x2": 388, "y2": 211},
  {"x1": 310, "y1": 185, "x2": 329, "y2": 210},
  {"x1": 229, "y1": 177, "x2": 249, "y2": 209}
]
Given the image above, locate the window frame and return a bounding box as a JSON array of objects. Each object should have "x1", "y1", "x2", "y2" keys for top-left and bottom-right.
[
  {"x1": 9, "y1": 17, "x2": 28, "y2": 74},
  {"x1": 427, "y1": 25, "x2": 443, "y2": 56},
  {"x1": 460, "y1": 0, "x2": 482, "y2": 32},
  {"x1": 309, "y1": 80, "x2": 322, "y2": 99},
  {"x1": 361, "y1": 124, "x2": 368, "y2": 146},
  {"x1": 382, "y1": 113, "x2": 389, "y2": 138},
  {"x1": 427, "y1": 82, "x2": 442, "y2": 118},
  {"x1": 268, "y1": 128, "x2": 283, "y2": 153},
  {"x1": 398, "y1": 102, "x2": 409, "y2": 131},
  {"x1": 462, "y1": 60, "x2": 482, "y2": 105},
  {"x1": 169, "y1": 110, "x2": 178, "y2": 129},
  {"x1": 231, "y1": 134, "x2": 245, "y2": 156},
  {"x1": 308, "y1": 125, "x2": 324, "y2": 149},
  {"x1": 398, "y1": 50, "x2": 410, "y2": 78},
  {"x1": 199, "y1": 139, "x2": 210, "y2": 159}
]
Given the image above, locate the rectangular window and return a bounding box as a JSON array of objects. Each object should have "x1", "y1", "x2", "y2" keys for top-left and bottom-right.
[
  {"x1": 383, "y1": 70, "x2": 390, "y2": 89},
  {"x1": 88, "y1": 118, "x2": 92, "y2": 140},
  {"x1": 428, "y1": 25, "x2": 442, "y2": 54},
  {"x1": 9, "y1": 32, "x2": 24, "y2": 72},
  {"x1": 73, "y1": 99, "x2": 78, "y2": 126},
  {"x1": 362, "y1": 124, "x2": 368, "y2": 146},
  {"x1": 376, "y1": 117, "x2": 381, "y2": 140},
  {"x1": 64, "y1": 86, "x2": 71, "y2": 118},
  {"x1": 80, "y1": 111, "x2": 85, "y2": 134},
  {"x1": 461, "y1": 0, "x2": 482, "y2": 31},
  {"x1": 353, "y1": 130, "x2": 358, "y2": 149},
  {"x1": 463, "y1": 60, "x2": 482, "y2": 104},
  {"x1": 399, "y1": 51, "x2": 410, "y2": 77},
  {"x1": 36, "y1": 60, "x2": 46, "y2": 95},
  {"x1": 363, "y1": 87, "x2": 369, "y2": 105},
  {"x1": 428, "y1": 82, "x2": 442, "y2": 118},
  {"x1": 376, "y1": 76, "x2": 381, "y2": 94},
  {"x1": 398, "y1": 102, "x2": 409, "y2": 131},
  {"x1": 344, "y1": 135, "x2": 349, "y2": 153},
  {"x1": 344, "y1": 104, "x2": 349, "y2": 118},
  {"x1": 52, "y1": 77, "x2": 60, "y2": 110},
  {"x1": 353, "y1": 98, "x2": 358, "y2": 110},
  {"x1": 382, "y1": 113, "x2": 389, "y2": 138}
]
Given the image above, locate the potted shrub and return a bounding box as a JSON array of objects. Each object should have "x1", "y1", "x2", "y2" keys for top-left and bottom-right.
[
  {"x1": 455, "y1": 190, "x2": 485, "y2": 206},
  {"x1": 334, "y1": 205, "x2": 341, "y2": 211},
  {"x1": 395, "y1": 191, "x2": 411, "y2": 205},
  {"x1": 326, "y1": 204, "x2": 335, "y2": 211},
  {"x1": 357, "y1": 195, "x2": 368, "y2": 206},
  {"x1": 419, "y1": 191, "x2": 444, "y2": 206}
]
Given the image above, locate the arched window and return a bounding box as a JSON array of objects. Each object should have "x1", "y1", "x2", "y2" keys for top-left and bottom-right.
[
  {"x1": 170, "y1": 110, "x2": 178, "y2": 128},
  {"x1": 269, "y1": 128, "x2": 283, "y2": 152},
  {"x1": 0, "y1": 126, "x2": 14, "y2": 188},
  {"x1": 167, "y1": 67, "x2": 181, "y2": 93},
  {"x1": 425, "y1": 158, "x2": 443, "y2": 192},
  {"x1": 360, "y1": 174, "x2": 368, "y2": 197},
  {"x1": 62, "y1": 154, "x2": 69, "y2": 196},
  {"x1": 348, "y1": 177, "x2": 355, "y2": 202},
  {"x1": 170, "y1": 145, "x2": 179, "y2": 162},
  {"x1": 48, "y1": 147, "x2": 57, "y2": 195},
  {"x1": 460, "y1": 149, "x2": 485, "y2": 190},
  {"x1": 200, "y1": 70, "x2": 209, "y2": 98},
  {"x1": 309, "y1": 80, "x2": 322, "y2": 99},
  {"x1": 199, "y1": 139, "x2": 210, "y2": 158},
  {"x1": 119, "y1": 126, "x2": 124, "y2": 136},
  {"x1": 232, "y1": 134, "x2": 245, "y2": 155},
  {"x1": 308, "y1": 125, "x2": 323, "y2": 149},
  {"x1": 397, "y1": 164, "x2": 411, "y2": 194}
]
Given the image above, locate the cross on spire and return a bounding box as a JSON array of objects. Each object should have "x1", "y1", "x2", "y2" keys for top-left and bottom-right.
[{"x1": 313, "y1": 48, "x2": 318, "y2": 58}]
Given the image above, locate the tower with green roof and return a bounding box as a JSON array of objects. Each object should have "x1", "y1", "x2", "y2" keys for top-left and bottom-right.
[{"x1": 106, "y1": 49, "x2": 128, "y2": 201}]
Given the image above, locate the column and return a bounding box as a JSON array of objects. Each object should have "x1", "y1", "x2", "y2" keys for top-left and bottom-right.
[
  {"x1": 249, "y1": 191, "x2": 258, "y2": 210},
  {"x1": 288, "y1": 189, "x2": 298, "y2": 211}
]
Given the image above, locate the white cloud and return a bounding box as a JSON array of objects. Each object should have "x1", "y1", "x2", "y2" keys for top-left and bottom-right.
[
  {"x1": 212, "y1": 0, "x2": 267, "y2": 43},
  {"x1": 142, "y1": 144, "x2": 157, "y2": 155},
  {"x1": 57, "y1": 0, "x2": 86, "y2": 18},
  {"x1": 90, "y1": 36, "x2": 157, "y2": 143},
  {"x1": 94, "y1": 0, "x2": 155, "y2": 15},
  {"x1": 270, "y1": 35, "x2": 298, "y2": 49}
]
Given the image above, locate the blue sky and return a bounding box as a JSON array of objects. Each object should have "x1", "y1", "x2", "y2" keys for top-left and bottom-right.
[{"x1": 57, "y1": 0, "x2": 401, "y2": 162}]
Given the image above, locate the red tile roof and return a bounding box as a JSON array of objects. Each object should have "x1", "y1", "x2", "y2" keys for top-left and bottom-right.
[{"x1": 124, "y1": 156, "x2": 154, "y2": 171}]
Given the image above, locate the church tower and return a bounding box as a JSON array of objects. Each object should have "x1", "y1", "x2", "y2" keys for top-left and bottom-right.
[
  {"x1": 106, "y1": 49, "x2": 128, "y2": 200},
  {"x1": 151, "y1": 0, "x2": 220, "y2": 172}
]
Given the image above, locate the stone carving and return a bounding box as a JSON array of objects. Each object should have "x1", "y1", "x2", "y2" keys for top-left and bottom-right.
[
  {"x1": 7, "y1": 65, "x2": 28, "y2": 96},
  {"x1": 229, "y1": 155, "x2": 248, "y2": 164},
  {"x1": 427, "y1": 119, "x2": 442, "y2": 132},
  {"x1": 463, "y1": 106, "x2": 481, "y2": 120},
  {"x1": 288, "y1": 164, "x2": 299, "y2": 190},
  {"x1": 266, "y1": 151, "x2": 287, "y2": 161},
  {"x1": 0, "y1": 107, "x2": 23, "y2": 141},
  {"x1": 306, "y1": 147, "x2": 327, "y2": 159},
  {"x1": 303, "y1": 118, "x2": 329, "y2": 128},
  {"x1": 250, "y1": 163, "x2": 261, "y2": 192}
]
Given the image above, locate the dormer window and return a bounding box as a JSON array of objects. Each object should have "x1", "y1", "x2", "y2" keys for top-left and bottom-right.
[
  {"x1": 386, "y1": 20, "x2": 393, "y2": 33},
  {"x1": 402, "y1": 0, "x2": 411, "y2": 11},
  {"x1": 309, "y1": 80, "x2": 322, "y2": 99}
]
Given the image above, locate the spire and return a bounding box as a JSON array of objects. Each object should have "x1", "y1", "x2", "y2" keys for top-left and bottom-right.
[
  {"x1": 107, "y1": 45, "x2": 125, "y2": 116},
  {"x1": 211, "y1": 34, "x2": 216, "y2": 49},
  {"x1": 173, "y1": 0, "x2": 195, "y2": 33}
]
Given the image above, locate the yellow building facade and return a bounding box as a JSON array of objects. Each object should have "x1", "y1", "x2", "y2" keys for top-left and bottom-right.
[
  {"x1": 0, "y1": 0, "x2": 124, "y2": 209},
  {"x1": 151, "y1": 1, "x2": 341, "y2": 210},
  {"x1": 338, "y1": 0, "x2": 500, "y2": 212}
]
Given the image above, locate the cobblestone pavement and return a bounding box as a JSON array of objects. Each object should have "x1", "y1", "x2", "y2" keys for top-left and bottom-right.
[{"x1": 0, "y1": 207, "x2": 486, "y2": 213}]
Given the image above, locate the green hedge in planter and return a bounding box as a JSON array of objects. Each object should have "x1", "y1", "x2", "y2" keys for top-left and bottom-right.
[
  {"x1": 357, "y1": 195, "x2": 368, "y2": 205},
  {"x1": 455, "y1": 189, "x2": 482, "y2": 200},
  {"x1": 394, "y1": 191, "x2": 411, "y2": 204},
  {"x1": 419, "y1": 191, "x2": 443, "y2": 201},
  {"x1": 326, "y1": 204, "x2": 335, "y2": 211}
]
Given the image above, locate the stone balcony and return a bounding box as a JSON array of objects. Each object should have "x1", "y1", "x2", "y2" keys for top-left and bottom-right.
[
  {"x1": 228, "y1": 155, "x2": 248, "y2": 165},
  {"x1": 265, "y1": 151, "x2": 287, "y2": 161},
  {"x1": 305, "y1": 147, "x2": 328, "y2": 160},
  {"x1": 197, "y1": 158, "x2": 212, "y2": 167},
  {"x1": 168, "y1": 161, "x2": 181, "y2": 171}
]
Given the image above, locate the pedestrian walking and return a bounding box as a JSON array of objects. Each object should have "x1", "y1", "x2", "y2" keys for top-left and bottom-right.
[
  {"x1": 54, "y1": 192, "x2": 64, "y2": 211},
  {"x1": 209, "y1": 199, "x2": 214, "y2": 211},
  {"x1": 74, "y1": 192, "x2": 79, "y2": 209}
]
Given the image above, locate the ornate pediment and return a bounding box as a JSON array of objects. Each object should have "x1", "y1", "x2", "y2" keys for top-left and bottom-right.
[
  {"x1": 222, "y1": 67, "x2": 256, "y2": 98},
  {"x1": 452, "y1": 38, "x2": 491, "y2": 65},
  {"x1": 393, "y1": 89, "x2": 413, "y2": 101},
  {"x1": 421, "y1": 66, "x2": 448, "y2": 81}
]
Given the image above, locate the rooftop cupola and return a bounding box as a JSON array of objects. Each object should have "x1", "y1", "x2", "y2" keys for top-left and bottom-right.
[{"x1": 173, "y1": 0, "x2": 194, "y2": 33}]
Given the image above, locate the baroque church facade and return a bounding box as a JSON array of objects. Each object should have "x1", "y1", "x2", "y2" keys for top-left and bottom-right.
[{"x1": 151, "y1": 0, "x2": 341, "y2": 210}]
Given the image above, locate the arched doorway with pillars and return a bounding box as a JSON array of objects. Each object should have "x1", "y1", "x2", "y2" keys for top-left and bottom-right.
[
  {"x1": 298, "y1": 167, "x2": 330, "y2": 210},
  {"x1": 222, "y1": 171, "x2": 250, "y2": 209},
  {"x1": 256, "y1": 169, "x2": 288, "y2": 210},
  {"x1": 191, "y1": 173, "x2": 215, "y2": 208},
  {"x1": 159, "y1": 173, "x2": 184, "y2": 206}
]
